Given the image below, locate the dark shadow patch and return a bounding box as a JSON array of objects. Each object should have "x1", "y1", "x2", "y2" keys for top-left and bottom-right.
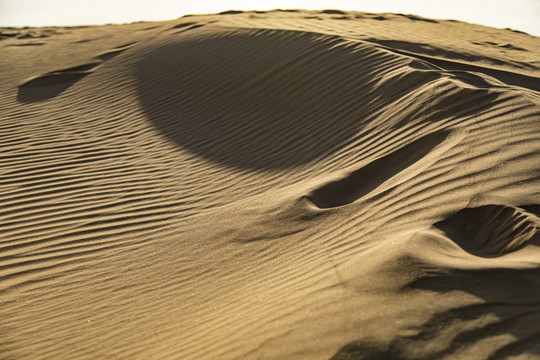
[
  {"x1": 331, "y1": 292, "x2": 540, "y2": 359},
  {"x1": 173, "y1": 24, "x2": 204, "y2": 34},
  {"x1": 306, "y1": 130, "x2": 452, "y2": 208},
  {"x1": 499, "y1": 43, "x2": 527, "y2": 51},
  {"x1": 54, "y1": 62, "x2": 101, "y2": 72},
  {"x1": 373, "y1": 16, "x2": 387, "y2": 21},
  {"x1": 369, "y1": 39, "x2": 439, "y2": 55},
  {"x1": 329, "y1": 341, "x2": 406, "y2": 359},
  {"x1": 449, "y1": 70, "x2": 496, "y2": 88},
  {"x1": 400, "y1": 261, "x2": 540, "y2": 360},
  {"x1": 408, "y1": 59, "x2": 440, "y2": 71},
  {"x1": 321, "y1": 9, "x2": 346, "y2": 15},
  {"x1": 0, "y1": 31, "x2": 19, "y2": 39},
  {"x1": 171, "y1": 22, "x2": 197, "y2": 29},
  {"x1": 141, "y1": 25, "x2": 160, "y2": 31},
  {"x1": 331, "y1": 216, "x2": 540, "y2": 359},
  {"x1": 273, "y1": 9, "x2": 299, "y2": 13},
  {"x1": 17, "y1": 33, "x2": 48, "y2": 39},
  {"x1": 505, "y1": 28, "x2": 529, "y2": 35},
  {"x1": 368, "y1": 39, "x2": 483, "y2": 64},
  {"x1": 115, "y1": 42, "x2": 137, "y2": 49},
  {"x1": 521, "y1": 205, "x2": 540, "y2": 217},
  {"x1": 473, "y1": 41, "x2": 527, "y2": 52},
  {"x1": 219, "y1": 10, "x2": 244, "y2": 15},
  {"x1": 71, "y1": 38, "x2": 95, "y2": 44},
  {"x1": 17, "y1": 62, "x2": 100, "y2": 103},
  {"x1": 435, "y1": 205, "x2": 539, "y2": 257},
  {"x1": 134, "y1": 30, "x2": 384, "y2": 170},
  {"x1": 8, "y1": 42, "x2": 44, "y2": 46},
  {"x1": 18, "y1": 73, "x2": 89, "y2": 102}
]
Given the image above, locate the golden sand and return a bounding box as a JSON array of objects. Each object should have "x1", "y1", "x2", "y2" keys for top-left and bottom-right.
[{"x1": 1, "y1": 9, "x2": 539, "y2": 359}]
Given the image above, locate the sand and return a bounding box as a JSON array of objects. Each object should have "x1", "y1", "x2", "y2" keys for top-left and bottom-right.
[{"x1": 1, "y1": 9, "x2": 539, "y2": 360}]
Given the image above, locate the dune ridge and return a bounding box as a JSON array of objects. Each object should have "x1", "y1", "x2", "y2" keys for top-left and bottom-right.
[{"x1": 1, "y1": 9, "x2": 539, "y2": 360}]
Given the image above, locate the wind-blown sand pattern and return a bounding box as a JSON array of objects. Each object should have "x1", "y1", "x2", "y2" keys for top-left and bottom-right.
[{"x1": 1, "y1": 9, "x2": 539, "y2": 360}]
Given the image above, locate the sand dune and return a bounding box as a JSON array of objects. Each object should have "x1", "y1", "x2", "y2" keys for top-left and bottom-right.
[{"x1": 1, "y1": 9, "x2": 539, "y2": 360}]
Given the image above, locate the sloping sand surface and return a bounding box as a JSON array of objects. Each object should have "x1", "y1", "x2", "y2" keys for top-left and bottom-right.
[{"x1": 1, "y1": 9, "x2": 539, "y2": 359}]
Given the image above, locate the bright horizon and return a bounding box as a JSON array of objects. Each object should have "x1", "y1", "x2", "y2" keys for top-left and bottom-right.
[{"x1": 1, "y1": 0, "x2": 539, "y2": 36}]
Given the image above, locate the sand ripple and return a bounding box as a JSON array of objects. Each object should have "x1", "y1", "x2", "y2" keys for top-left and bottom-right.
[{"x1": 1, "y1": 10, "x2": 539, "y2": 360}]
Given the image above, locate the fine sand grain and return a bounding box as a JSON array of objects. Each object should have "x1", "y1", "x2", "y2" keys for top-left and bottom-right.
[{"x1": 1, "y1": 9, "x2": 539, "y2": 360}]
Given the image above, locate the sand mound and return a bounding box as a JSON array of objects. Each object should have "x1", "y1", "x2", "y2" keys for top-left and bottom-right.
[{"x1": 1, "y1": 9, "x2": 539, "y2": 360}]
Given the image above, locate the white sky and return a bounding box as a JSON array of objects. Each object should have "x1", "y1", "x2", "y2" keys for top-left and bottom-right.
[{"x1": 1, "y1": 0, "x2": 539, "y2": 36}]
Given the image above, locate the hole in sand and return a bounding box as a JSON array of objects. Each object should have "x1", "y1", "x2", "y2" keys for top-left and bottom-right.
[
  {"x1": 17, "y1": 62, "x2": 100, "y2": 103},
  {"x1": 435, "y1": 205, "x2": 539, "y2": 257},
  {"x1": 306, "y1": 130, "x2": 453, "y2": 208}
]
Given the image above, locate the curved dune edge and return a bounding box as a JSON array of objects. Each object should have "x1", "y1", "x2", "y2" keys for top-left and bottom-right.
[{"x1": 1, "y1": 9, "x2": 540, "y2": 360}]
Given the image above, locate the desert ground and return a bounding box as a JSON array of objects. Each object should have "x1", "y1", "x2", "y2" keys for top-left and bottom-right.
[{"x1": 1, "y1": 9, "x2": 539, "y2": 360}]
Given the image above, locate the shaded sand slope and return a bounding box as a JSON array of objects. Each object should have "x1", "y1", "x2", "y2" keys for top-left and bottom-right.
[{"x1": 1, "y1": 10, "x2": 539, "y2": 360}]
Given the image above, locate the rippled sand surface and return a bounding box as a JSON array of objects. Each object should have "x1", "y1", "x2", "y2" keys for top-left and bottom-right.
[{"x1": 1, "y1": 9, "x2": 539, "y2": 360}]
